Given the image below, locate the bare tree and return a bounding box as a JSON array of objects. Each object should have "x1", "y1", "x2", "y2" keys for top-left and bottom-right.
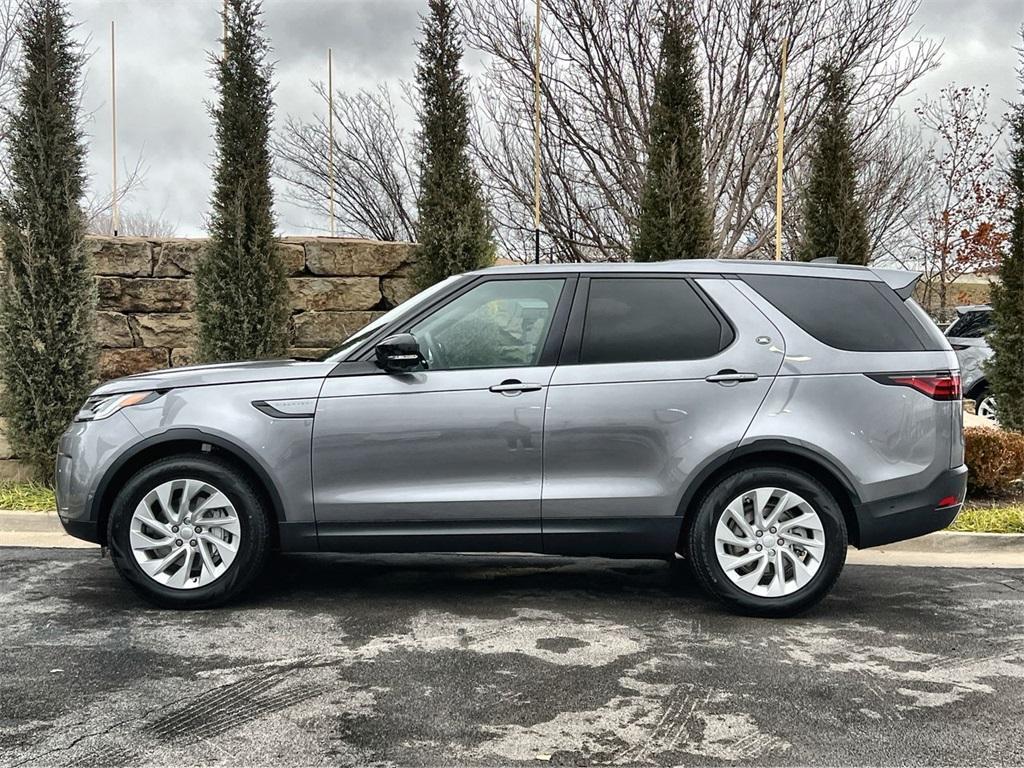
[
  {"x1": 0, "y1": 0, "x2": 22, "y2": 116},
  {"x1": 464, "y1": 0, "x2": 941, "y2": 261},
  {"x1": 88, "y1": 207, "x2": 177, "y2": 237},
  {"x1": 903, "y1": 85, "x2": 1009, "y2": 316},
  {"x1": 81, "y1": 152, "x2": 149, "y2": 232},
  {"x1": 0, "y1": 0, "x2": 25, "y2": 184},
  {"x1": 274, "y1": 83, "x2": 417, "y2": 240}
]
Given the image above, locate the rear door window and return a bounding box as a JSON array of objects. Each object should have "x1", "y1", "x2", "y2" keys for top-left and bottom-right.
[
  {"x1": 742, "y1": 275, "x2": 929, "y2": 352},
  {"x1": 580, "y1": 278, "x2": 732, "y2": 364}
]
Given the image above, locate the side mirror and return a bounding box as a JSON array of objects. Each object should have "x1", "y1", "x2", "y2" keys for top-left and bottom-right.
[{"x1": 375, "y1": 333, "x2": 425, "y2": 374}]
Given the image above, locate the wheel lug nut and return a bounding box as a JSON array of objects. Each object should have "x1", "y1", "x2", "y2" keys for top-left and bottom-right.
[
  {"x1": 195, "y1": 526, "x2": 202, "y2": 533},
  {"x1": 755, "y1": 530, "x2": 763, "y2": 537},
  {"x1": 769, "y1": 549, "x2": 776, "y2": 556},
  {"x1": 755, "y1": 544, "x2": 763, "y2": 551},
  {"x1": 777, "y1": 538, "x2": 785, "y2": 546},
  {"x1": 769, "y1": 527, "x2": 777, "y2": 533},
  {"x1": 190, "y1": 540, "x2": 197, "y2": 547},
  {"x1": 172, "y1": 526, "x2": 179, "y2": 533},
  {"x1": 175, "y1": 539, "x2": 183, "y2": 547}
]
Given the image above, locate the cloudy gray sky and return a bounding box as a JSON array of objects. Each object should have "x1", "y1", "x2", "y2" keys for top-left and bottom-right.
[{"x1": 70, "y1": 0, "x2": 1023, "y2": 238}]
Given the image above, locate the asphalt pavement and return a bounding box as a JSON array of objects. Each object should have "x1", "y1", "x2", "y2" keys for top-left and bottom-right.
[{"x1": 2, "y1": 547, "x2": 1024, "y2": 766}]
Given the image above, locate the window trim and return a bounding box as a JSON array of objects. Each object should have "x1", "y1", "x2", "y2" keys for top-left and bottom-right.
[
  {"x1": 558, "y1": 273, "x2": 736, "y2": 366},
  {"x1": 329, "y1": 273, "x2": 579, "y2": 376}
]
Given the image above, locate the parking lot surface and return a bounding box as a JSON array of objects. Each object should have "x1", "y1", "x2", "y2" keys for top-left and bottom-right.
[{"x1": 2, "y1": 547, "x2": 1023, "y2": 766}]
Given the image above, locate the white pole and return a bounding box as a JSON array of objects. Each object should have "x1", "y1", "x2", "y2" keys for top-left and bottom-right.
[
  {"x1": 532, "y1": 0, "x2": 541, "y2": 264},
  {"x1": 774, "y1": 37, "x2": 788, "y2": 262},
  {"x1": 111, "y1": 19, "x2": 118, "y2": 237},
  {"x1": 328, "y1": 48, "x2": 335, "y2": 237}
]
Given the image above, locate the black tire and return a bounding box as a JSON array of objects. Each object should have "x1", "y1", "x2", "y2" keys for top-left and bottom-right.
[
  {"x1": 685, "y1": 465, "x2": 847, "y2": 617},
  {"x1": 107, "y1": 454, "x2": 271, "y2": 609}
]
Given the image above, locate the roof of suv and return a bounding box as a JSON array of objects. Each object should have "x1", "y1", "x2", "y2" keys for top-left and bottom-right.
[{"x1": 471, "y1": 258, "x2": 915, "y2": 285}]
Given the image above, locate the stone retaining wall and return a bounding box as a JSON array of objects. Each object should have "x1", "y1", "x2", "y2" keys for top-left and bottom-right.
[{"x1": 0, "y1": 235, "x2": 418, "y2": 479}]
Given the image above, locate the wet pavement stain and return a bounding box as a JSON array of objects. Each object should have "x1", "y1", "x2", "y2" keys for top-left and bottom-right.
[{"x1": 1, "y1": 548, "x2": 1023, "y2": 766}]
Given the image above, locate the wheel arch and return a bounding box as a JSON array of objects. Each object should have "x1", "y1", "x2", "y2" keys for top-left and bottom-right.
[
  {"x1": 677, "y1": 440, "x2": 863, "y2": 548},
  {"x1": 91, "y1": 429, "x2": 286, "y2": 547},
  {"x1": 965, "y1": 377, "x2": 989, "y2": 402}
]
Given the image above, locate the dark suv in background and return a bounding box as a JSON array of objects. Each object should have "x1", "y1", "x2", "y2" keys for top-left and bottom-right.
[{"x1": 56, "y1": 260, "x2": 965, "y2": 616}]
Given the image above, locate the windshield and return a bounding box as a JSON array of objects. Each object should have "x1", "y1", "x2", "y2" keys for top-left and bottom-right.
[
  {"x1": 319, "y1": 276, "x2": 461, "y2": 362},
  {"x1": 946, "y1": 310, "x2": 992, "y2": 339}
]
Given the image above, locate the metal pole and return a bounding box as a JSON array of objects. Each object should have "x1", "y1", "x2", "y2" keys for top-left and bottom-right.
[
  {"x1": 774, "y1": 37, "x2": 788, "y2": 262},
  {"x1": 111, "y1": 20, "x2": 118, "y2": 237},
  {"x1": 328, "y1": 48, "x2": 335, "y2": 237},
  {"x1": 532, "y1": 0, "x2": 541, "y2": 264}
]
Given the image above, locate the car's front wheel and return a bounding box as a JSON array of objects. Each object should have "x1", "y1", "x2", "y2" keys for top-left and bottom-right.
[
  {"x1": 107, "y1": 454, "x2": 271, "y2": 608},
  {"x1": 686, "y1": 466, "x2": 847, "y2": 617}
]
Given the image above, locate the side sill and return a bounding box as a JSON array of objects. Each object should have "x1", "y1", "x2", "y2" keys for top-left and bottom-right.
[
  {"x1": 315, "y1": 519, "x2": 542, "y2": 554},
  {"x1": 542, "y1": 517, "x2": 682, "y2": 558}
]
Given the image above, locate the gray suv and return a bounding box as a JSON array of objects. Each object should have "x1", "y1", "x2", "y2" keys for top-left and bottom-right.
[{"x1": 56, "y1": 260, "x2": 966, "y2": 616}]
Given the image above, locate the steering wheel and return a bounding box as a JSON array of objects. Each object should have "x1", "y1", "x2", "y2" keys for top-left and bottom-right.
[{"x1": 417, "y1": 330, "x2": 448, "y2": 370}]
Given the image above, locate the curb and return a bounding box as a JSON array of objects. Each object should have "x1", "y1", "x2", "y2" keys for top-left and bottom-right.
[
  {"x1": 1, "y1": 510, "x2": 1022, "y2": 558},
  {"x1": 0, "y1": 510, "x2": 99, "y2": 549},
  {"x1": 0, "y1": 510, "x2": 67, "y2": 532},
  {"x1": 869, "y1": 531, "x2": 1024, "y2": 554}
]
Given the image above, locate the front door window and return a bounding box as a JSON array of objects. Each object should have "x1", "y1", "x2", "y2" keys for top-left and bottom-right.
[{"x1": 408, "y1": 279, "x2": 565, "y2": 370}]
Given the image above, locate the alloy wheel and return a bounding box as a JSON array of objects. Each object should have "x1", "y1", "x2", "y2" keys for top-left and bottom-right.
[
  {"x1": 129, "y1": 478, "x2": 242, "y2": 590},
  {"x1": 714, "y1": 487, "x2": 826, "y2": 598},
  {"x1": 978, "y1": 395, "x2": 999, "y2": 424}
]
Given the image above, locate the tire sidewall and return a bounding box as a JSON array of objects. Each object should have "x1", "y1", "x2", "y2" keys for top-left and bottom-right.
[
  {"x1": 107, "y1": 455, "x2": 268, "y2": 608},
  {"x1": 688, "y1": 466, "x2": 847, "y2": 616}
]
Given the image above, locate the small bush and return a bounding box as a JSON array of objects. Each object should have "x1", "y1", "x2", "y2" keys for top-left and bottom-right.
[{"x1": 964, "y1": 426, "x2": 1024, "y2": 495}]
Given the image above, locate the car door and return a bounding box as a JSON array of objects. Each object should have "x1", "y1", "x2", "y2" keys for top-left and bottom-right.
[
  {"x1": 312, "y1": 274, "x2": 575, "y2": 552},
  {"x1": 541, "y1": 274, "x2": 784, "y2": 556}
]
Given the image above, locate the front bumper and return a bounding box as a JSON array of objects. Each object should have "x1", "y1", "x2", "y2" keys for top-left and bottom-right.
[
  {"x1": 55, "y1": 412, "x2": 142, "y2": 544},
  {"x1": 854, "y1": 465, "x2": 968, "y2": 548}
]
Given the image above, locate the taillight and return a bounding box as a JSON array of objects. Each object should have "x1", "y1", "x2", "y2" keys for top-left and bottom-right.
[{"x1": 867, "y1": 372, "x2": 962, "y2": 401}]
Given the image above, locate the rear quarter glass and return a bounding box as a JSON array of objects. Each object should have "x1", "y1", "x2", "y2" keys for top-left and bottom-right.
[{"x1": 741, "y1": 274, "x2": 947, "y2": 353}]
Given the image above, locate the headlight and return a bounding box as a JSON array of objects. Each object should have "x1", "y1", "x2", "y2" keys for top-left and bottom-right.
[{"x1": 75, "y1": 391, "x2": 160, "y2": 422}]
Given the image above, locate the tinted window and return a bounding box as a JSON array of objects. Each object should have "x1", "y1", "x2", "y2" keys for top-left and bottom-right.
[
  {"x1": 410, "y1": 278, "x2": 564, "y2": 369},
  {"x1": 946, "y1": 310, "x2": 992, "y2": 339},
  {"x1": 743, "y1": 275, "x2": 925, "y2": 352},
  {"x1": 580, "y1": 278, "x2": 729, "y2": 364}
]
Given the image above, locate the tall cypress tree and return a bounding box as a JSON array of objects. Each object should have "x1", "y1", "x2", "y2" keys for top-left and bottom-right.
[
  {"x1": 413, "y1": 0, "x2": 494, "y2": 289},
  {"x1": 196, "y1": 0, "x2": 287, "y2": 362},
  {"x1": 632, "y1": 11, "x2": 711, "y2": 262},
  {"x1": 0, "y1": 0, "x2": 94, "y2": 481},
  {"x1": 797, "y1": 64, "x2": 870, "y2": 265},
  {"x1": 987, "y1": 52, "x2": 1024, "y2": 432}
]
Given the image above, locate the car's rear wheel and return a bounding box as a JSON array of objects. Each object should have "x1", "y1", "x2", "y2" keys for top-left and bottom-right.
[
  {"x1": 107, "y1": 454, "x2": 270, "y2": 608},
  {"x1": 686, "y1": 466, "x2": 847, "y2": 617}
]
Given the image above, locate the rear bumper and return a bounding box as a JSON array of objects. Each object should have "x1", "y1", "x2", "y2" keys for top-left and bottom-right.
[{"x1": 854, "y1": 465, "x2": 967, "y2": 548}]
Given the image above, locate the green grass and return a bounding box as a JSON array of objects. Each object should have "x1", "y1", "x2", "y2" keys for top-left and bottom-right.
[
  {"x1": 949, "y1": 501, "x2": 1024, "y2": 534},
  {"x1": 0, "y1": 479, "x2": 1020, "y2": 534},
  {"x1": 0, "y1": 481, "x2": 56, "y2": 511}
]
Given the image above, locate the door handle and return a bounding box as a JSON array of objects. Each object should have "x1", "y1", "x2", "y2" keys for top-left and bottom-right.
[
  {"x1": 705, "y1": 370, "x2": 759, "y2": 384},
  {"x1": 489, "y1": 380, "x2": 543, "y2": 395}
]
